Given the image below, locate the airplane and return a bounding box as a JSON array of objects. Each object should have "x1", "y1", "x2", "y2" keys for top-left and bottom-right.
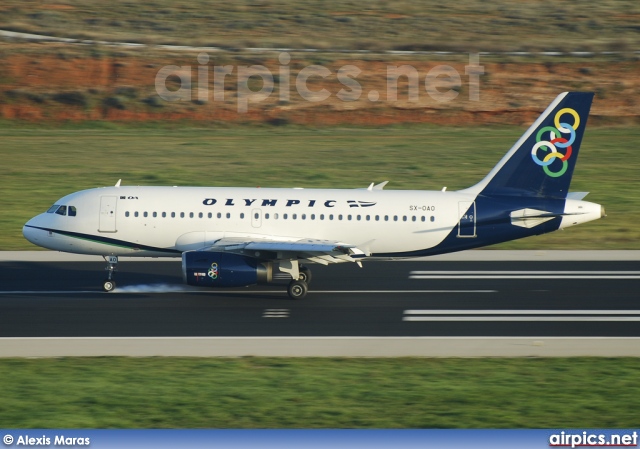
[{"x1": 23, "y1": 92, "x2": 604, "y2": 299}]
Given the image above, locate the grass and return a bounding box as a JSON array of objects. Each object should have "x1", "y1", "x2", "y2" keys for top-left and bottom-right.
[
  {"x1": 0, "y1": 357, "x2": 638, "y2": 428},
  {"x1": 0, "y1": 0, "x2": 639, "y2": 54},
  {"x1": 2, "y1": 123, "x2": 638, "y2": 251}
]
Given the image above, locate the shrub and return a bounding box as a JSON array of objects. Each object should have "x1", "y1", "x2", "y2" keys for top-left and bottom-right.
[
  {"x1": 103, "y1": 96, "x2": 126, "y2": 110},
  {"x1": 52, "y1": 91, "x2": 88, "y2": 107},
  {"x1": 114, "y1": 86, "x2": 138, "y2": 98},
  {"x1": 142, "y1": 96, "x2": 162, "y2": 108}
]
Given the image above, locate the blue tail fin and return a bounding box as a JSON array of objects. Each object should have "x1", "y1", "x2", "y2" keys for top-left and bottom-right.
[{"x1": 466, "y1": 92, "x2": 594, "y2": 199}]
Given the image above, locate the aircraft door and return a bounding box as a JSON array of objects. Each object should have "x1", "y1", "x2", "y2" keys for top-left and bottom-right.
[
  {"x1": 457, "y1": 201, "x2": 476, "y2": 238},
  {"x1": 251, "y1": 208, "x2": 262, "y2": 228},
  {"x1": 99, "y1": 195, "x2": 118, "y2": 233}
]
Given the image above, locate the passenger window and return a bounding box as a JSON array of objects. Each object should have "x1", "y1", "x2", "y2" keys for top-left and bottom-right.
[
  {"x1": 144, "y1": 212, "x2": 148, "y2": 218},
  {"x1": 208, "y1": 213, "x2": 212, "y2": 218},
  {"x1": 134, "y1": 211, "x2": 139, "y2": 218},
  {"x1": 55, "y1": 205, "x2": 67, "y2": 216},
  {"x1": 125, "y1": 211, "x2": 130, "y2": 218},
  {"x1": 190, "y1": 212, "x2": 194, "y2": 218},
  {"x1": 171, "y1": 212, "x2": 176, "y2": 218},
  {"x1": 431, "y1": 216, "x2": 435, "y2": 222},
  {"x1": 162, "y1": 212, "x2": 167, "y2": 218},
  {"x1": 226, "y1": 213, "x2": 230, "y2": 219},
  {"x1": 240, "y1": 213, "x2": 245, "y2": 219},
  {"x1": 217, "y1": 212, "x2": 222, "y2": 219},
  {"x1": 69, "y1": 206, "x2": 77, "y2": 217}
]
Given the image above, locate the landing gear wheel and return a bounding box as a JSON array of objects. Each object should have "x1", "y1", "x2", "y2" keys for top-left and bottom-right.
[
  {"x1": 298, "y1": 266, "x2": 312, "y2": 285},
  {"x1": 287, "y1": 280, "x2": 308, "y2": 300},
  {"x1": 102, "y1": 279, "x2": 116, "y2": 292}
]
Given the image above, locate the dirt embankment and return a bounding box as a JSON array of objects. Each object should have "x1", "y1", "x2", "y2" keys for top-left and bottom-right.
[{"x1": 1, "y1": 48, "x2": 638, "y2": 126}]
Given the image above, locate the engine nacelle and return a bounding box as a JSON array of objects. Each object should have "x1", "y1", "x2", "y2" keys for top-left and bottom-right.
[{"x1": 182, "y1": 251, "x2": 272, "y2": 288}]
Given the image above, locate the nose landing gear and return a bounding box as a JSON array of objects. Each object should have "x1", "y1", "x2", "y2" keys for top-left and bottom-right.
[{"x1": 102, "y1": 255, "x2": 118, "y2": 292}]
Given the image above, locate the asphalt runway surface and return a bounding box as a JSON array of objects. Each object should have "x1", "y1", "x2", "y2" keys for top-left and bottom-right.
[{"x1": 1, "y1": 258, "x2": 639, "y2": 338}]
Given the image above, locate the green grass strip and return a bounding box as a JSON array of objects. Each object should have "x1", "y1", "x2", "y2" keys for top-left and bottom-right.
[{"x1": 0, "y1": 357, "x2": 638, "y2": 428}]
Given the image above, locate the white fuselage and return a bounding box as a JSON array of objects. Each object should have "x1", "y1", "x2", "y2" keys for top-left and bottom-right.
[{"x1": 23, "y1": 185, "x2": 475, "y2": 257}]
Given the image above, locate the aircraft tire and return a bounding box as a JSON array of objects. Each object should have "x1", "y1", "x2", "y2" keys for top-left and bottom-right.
[
  {"x1": 287, "y1": 280, "x2": 308, "y2": 299},
  {"x1": 102, "y1": 280, "x2": 116, "y2": 292},
  {"x1": 298, "y1": 266, "x2": 312, "y2": 285}
]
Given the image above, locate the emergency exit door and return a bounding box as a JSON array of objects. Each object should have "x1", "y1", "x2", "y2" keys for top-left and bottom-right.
[{"x1": 457, "y1": 201, "x2": 476, "y2": 238}]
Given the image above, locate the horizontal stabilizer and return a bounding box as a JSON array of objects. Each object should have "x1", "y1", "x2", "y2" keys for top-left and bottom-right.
[{"x1": 567, "y1": 192, "x2": 589, "y2": 200}]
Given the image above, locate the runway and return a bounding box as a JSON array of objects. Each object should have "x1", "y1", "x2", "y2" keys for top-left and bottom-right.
[{"x1": 1, "y1": 254, "x2": 639, "y2": 344}]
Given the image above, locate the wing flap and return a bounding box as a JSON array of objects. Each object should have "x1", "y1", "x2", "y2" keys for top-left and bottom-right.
[{"x1": 202, "y1": 236, "x2": 367, "y2": 264}]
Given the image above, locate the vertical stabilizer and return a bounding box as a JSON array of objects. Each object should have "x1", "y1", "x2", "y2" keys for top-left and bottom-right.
[{"x1": 464, "y1": 92, "x2": 594, "y2": 198}]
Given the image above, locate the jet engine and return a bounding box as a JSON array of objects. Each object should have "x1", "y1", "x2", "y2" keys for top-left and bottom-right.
[{"x1": 182, "y1": 251, "x2": 272, "y2": 288}]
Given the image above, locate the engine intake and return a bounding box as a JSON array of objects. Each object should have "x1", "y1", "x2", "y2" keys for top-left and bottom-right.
[{"x1": 182, "y1": 251, "x2": 272, "y2": 288}]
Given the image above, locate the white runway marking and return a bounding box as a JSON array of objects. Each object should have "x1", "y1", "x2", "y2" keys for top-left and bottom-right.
[
  {"x1": 404, "y1": 310, "x2": 640, "y2": 322},
  {"x1": 263, "y1": 309, "x2": 290, "y2": 318},
  {"x1": 0, "y1": 291, "x2": 99, "y2": 295},
  {"x1": 0, "y1": 289, "x2": 496, "y2": 295},
  {"x1": 410, "y1": 271, "x2": 640, "y2": 279},
  {"x1": 311, "y1": 290, "x2": 496, "y2": 294}
]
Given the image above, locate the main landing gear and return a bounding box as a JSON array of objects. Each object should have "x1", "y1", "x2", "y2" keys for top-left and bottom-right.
[
  {"x1": 281, "y1": 261, "x2": 312, "y2": 300},
  {"x1": 287, "y1": 280, "x2": 308, "y2": 299},
  {"x1": 102, "y1": 255, "x2": 118, "y2": 292}
]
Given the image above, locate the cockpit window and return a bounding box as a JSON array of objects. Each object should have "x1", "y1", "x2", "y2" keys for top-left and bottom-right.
[{"x1": 47, "y1": 204, "x2": 75, "y2": 216}]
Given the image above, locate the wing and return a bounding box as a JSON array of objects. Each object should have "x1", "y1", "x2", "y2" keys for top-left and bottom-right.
[{"x1": 203, "y1": 236, "x2": 368, "y2": 265}]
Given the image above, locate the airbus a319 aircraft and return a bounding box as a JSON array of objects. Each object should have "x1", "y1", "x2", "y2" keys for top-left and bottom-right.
[{"x1": 23, "y1": 92, "x2": 603, "y2": 299}]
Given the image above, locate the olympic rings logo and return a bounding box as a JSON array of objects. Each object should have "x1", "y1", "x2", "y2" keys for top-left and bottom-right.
[
  {"x1": 531, "y1": 108, "x2": 580, "y2": 178},
  {"x1": 208, "y1": 262, "x2": 218, "y2": 279}
]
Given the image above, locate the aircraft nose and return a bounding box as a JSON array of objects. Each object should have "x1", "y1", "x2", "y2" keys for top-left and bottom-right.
[{"x1": 23, "y1": 218, "x2": 42, "y2": 246}]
